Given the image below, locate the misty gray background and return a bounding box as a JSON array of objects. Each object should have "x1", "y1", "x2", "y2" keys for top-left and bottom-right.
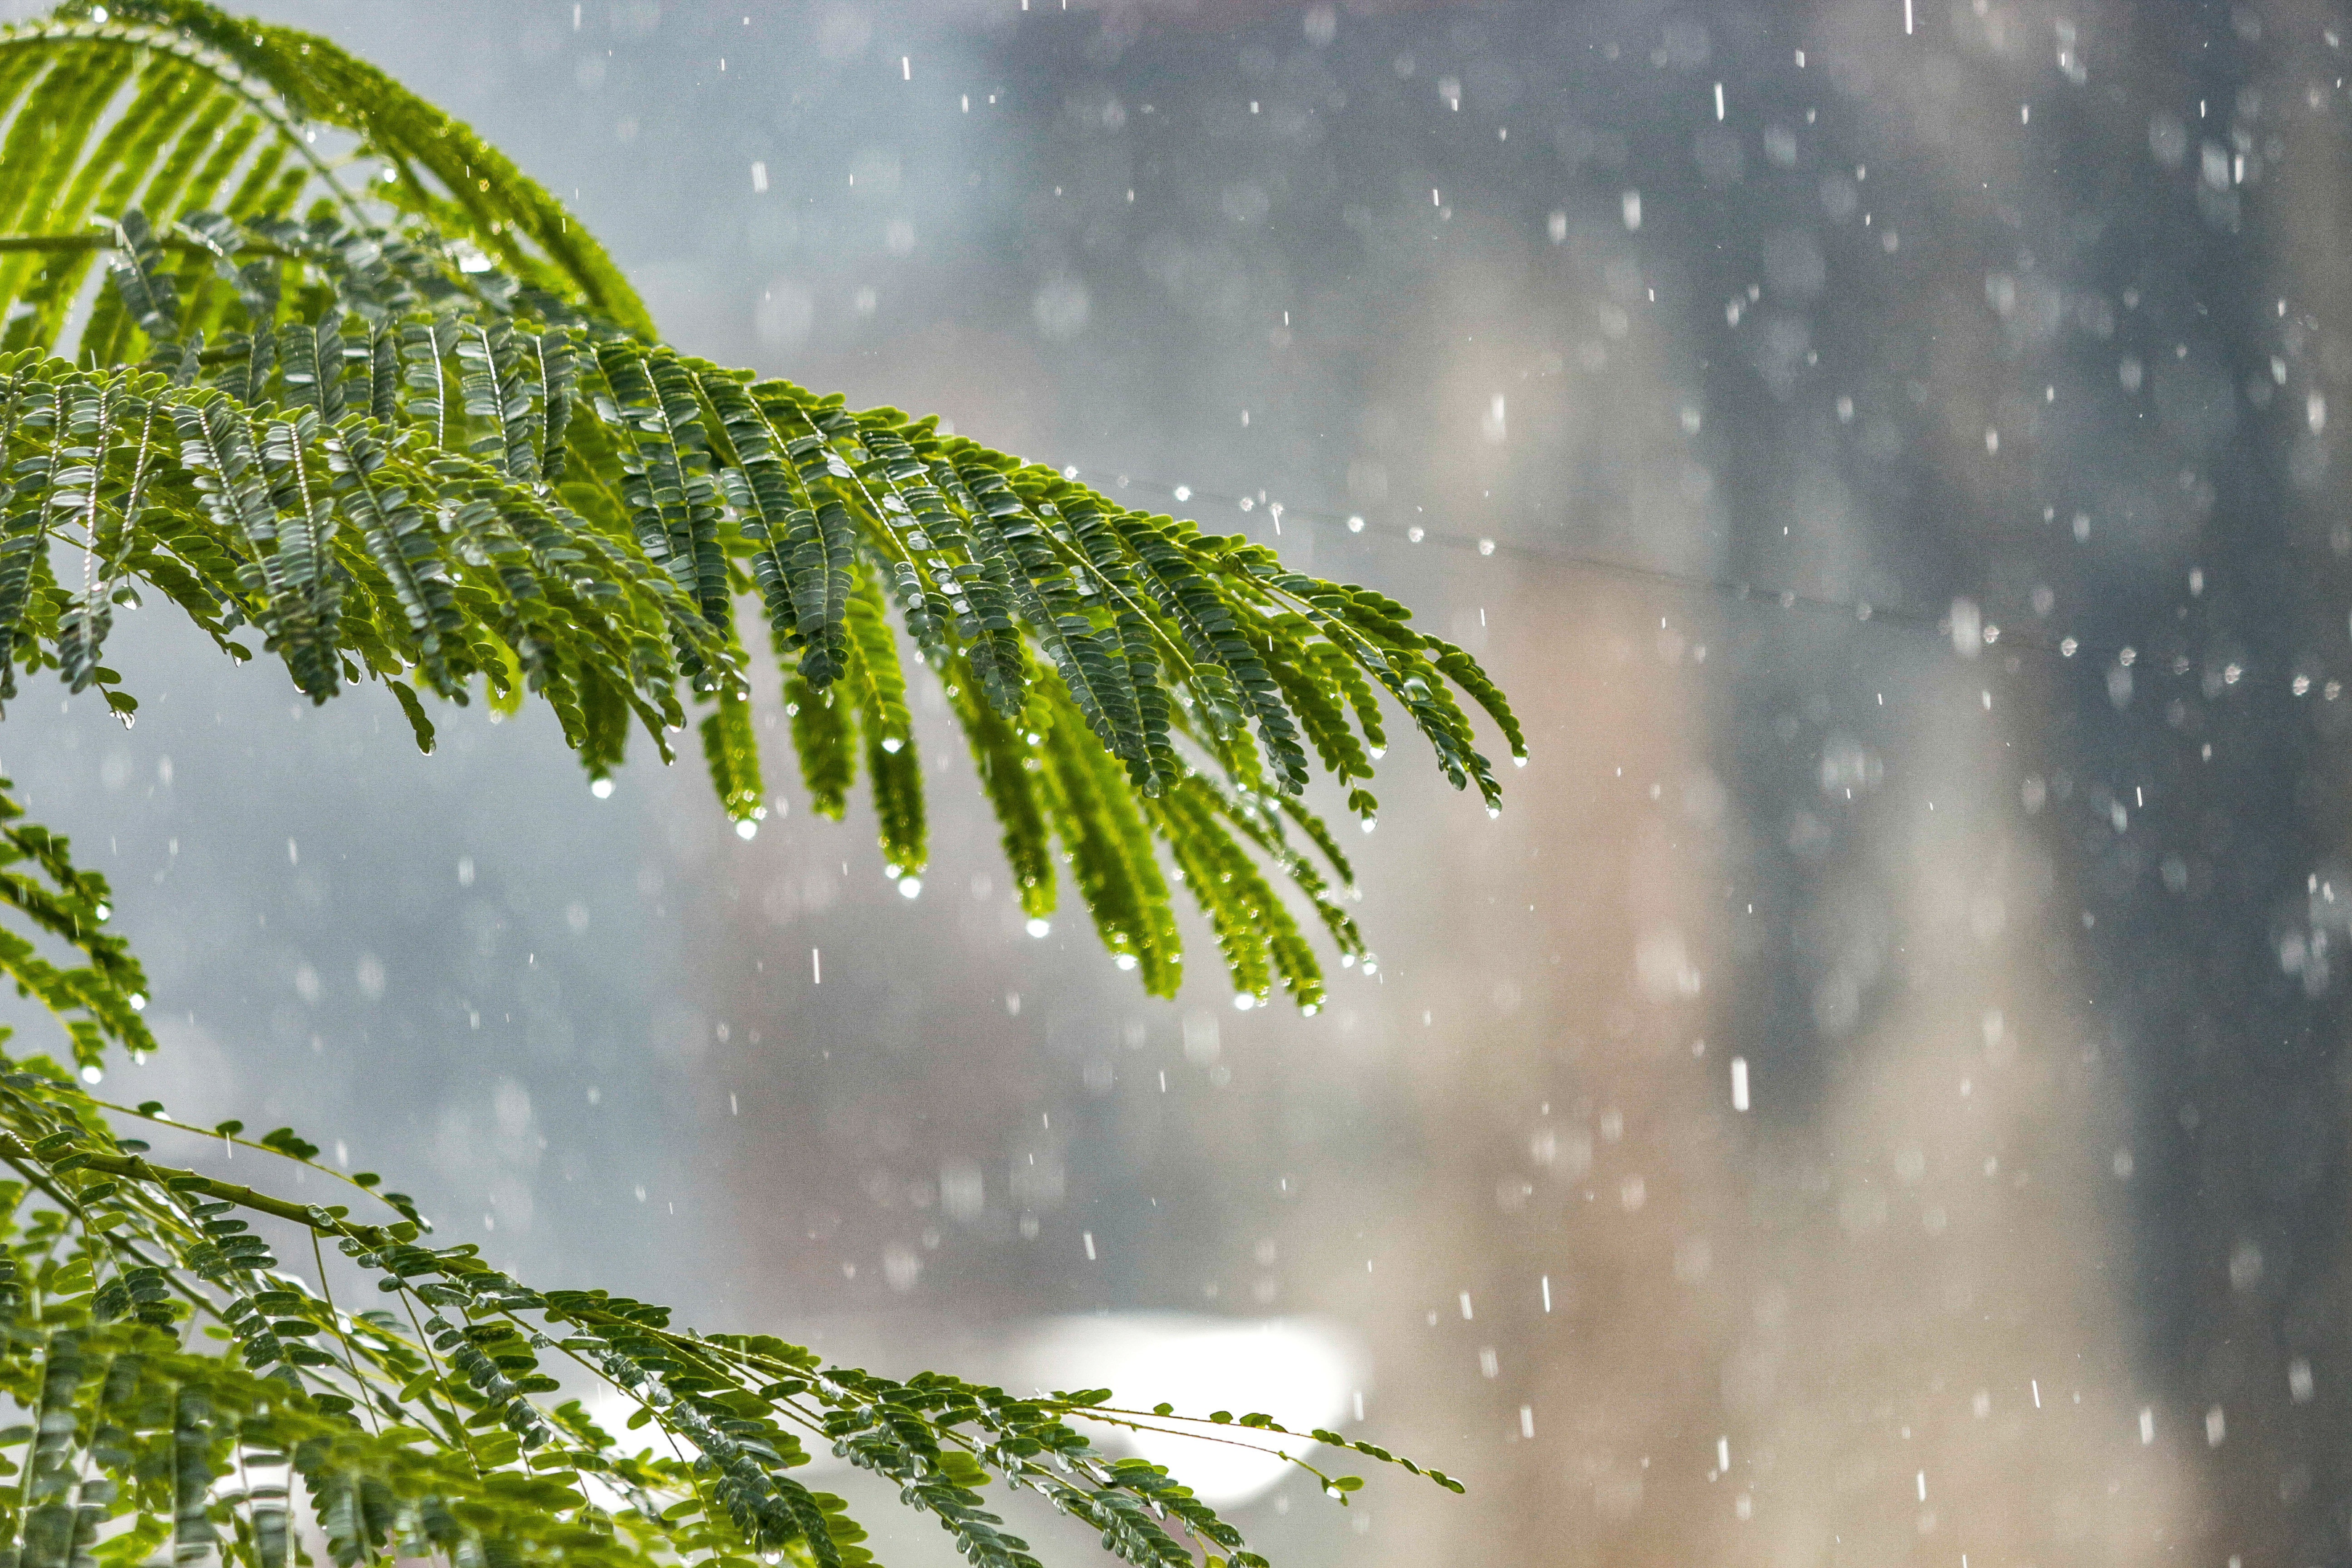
[{"x1": 6, "y1": 0, "x2": 2352, "y2": 1564}]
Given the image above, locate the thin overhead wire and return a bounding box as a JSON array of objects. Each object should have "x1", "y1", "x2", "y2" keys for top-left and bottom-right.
[{"x1": 1065, "y1": 464, "x2": 2334, "y2": 701}]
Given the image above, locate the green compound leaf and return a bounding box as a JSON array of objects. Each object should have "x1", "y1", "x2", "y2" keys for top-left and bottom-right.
[
  {"x1": 0, "y1": 7, "x2": 1507, "y2": 1557},
  {"x1": 0, "y1": 109, "x2": 1519, "y2": 996}
]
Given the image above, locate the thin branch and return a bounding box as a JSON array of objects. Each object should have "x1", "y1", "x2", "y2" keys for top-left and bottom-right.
[
  {"x1": 0, "y1": 232, "x2": 296, "y2": 258},
  {"x1": 0, "y1": 1135, "x2": 400, "y2": 1249}
]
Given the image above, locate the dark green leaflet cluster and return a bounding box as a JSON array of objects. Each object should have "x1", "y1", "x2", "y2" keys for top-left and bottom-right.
[
  {"x1": 0, "y1": 820, "x2": 1447, "y2": 1568},
  {"x1": 0, "y1": 193, "x2": 1519, "y2": 1007},
  {"x1": 0, "y1": 0, "x2": 1522, "y2": 1009},
  {"x1": 0, "y1": 785, "x2": 152, "y2": 1072},
  {"x1": 0, "y1": 339, "x2": 709, "y2": 774},
  {"x1": 651, "y1": 364, "x2": 1519, "y2": 1004}
]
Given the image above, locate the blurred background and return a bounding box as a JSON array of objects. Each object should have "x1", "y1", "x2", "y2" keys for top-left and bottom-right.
[{"x1": 4, "y1": 0, "x2": 2350, "y2": 1561}]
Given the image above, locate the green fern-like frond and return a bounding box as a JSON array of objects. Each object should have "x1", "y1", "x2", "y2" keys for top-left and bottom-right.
[
  {"x1": 0, "y1": 0, "x2": 1519, "y2": 1010},
  {"x1": 0, "y1": 4, "x2": 1511, "y2": 1562}
]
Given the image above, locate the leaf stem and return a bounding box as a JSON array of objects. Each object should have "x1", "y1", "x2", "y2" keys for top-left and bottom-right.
[{"x1": 0, "y1": 1135, "x2": 400, "y2": 1249}]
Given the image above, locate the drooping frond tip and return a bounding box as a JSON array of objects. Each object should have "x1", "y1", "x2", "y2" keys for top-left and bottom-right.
[{"x1": 0, "y1": 0, "x2": 1518, "y2": 1013}]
